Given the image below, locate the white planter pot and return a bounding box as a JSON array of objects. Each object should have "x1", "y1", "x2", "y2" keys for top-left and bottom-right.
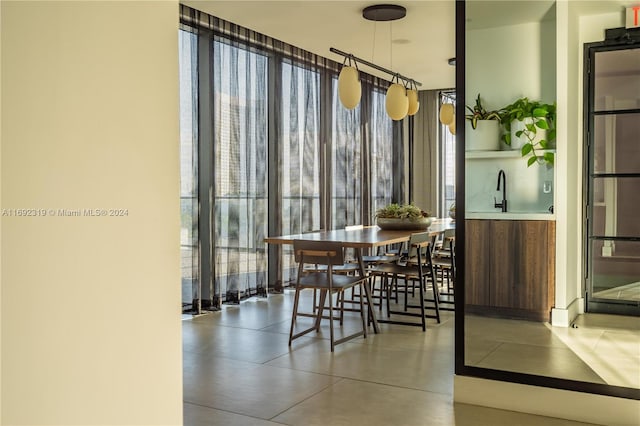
[
  {"x1": 509, "y1": 118, "x2": 548, "y2": 151},
  {"x1": 465, "y1": 120, "x2": 500, "y2": 151}
]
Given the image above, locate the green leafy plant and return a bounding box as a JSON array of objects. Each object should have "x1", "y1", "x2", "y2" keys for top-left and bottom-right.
[
  {"x1": 375, "y1": 203, "x2": 430, "y2": 220},
  {"x1": 465, "y1": 94, "x2": 501, "y2": 129},
  {"x1": 500, "y1": 97, "x2": 557, "y2": 167}
]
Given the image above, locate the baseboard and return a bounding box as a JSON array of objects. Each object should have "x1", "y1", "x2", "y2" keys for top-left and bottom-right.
[
  {"x1": 454, "y1": 376, "x2": 640, "y2": 426},
  {"x1": 551, "y1": 297, "x2": 583, "y2": 327}
]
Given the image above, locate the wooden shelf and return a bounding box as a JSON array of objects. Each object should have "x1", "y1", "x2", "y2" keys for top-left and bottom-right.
[{"x1": 465, "y1": 149, "x2": 556, "y2": 159}]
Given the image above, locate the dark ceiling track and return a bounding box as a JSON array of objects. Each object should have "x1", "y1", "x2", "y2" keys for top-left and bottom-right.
[{"x1": 329, "y1": 47, "x2": 422, "y2": 87}]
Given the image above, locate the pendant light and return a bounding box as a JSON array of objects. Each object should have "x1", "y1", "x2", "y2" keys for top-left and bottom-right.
[
  {"x1": 448, "y1": 114, "x2": 456, "y2": 135},
  {"x1": 332, "y1": 4, "x2": 422, "y2": 119},
  {"x1": 338, "y1": 56, "x2": 361, "y2": 109},
  {"x1": 439, "y1": 103, "x2": 454, "y2": 125},
  {"x1": 385, "y1": 78, "x2": 409, "y2": 121},
  {"x1": 407, "y1": 80, "x2": 420, "y2": 116}
]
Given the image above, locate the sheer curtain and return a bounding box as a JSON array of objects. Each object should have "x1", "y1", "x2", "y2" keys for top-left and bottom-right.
[
  {"x1": 369, "y1": 88, "x2": 395, "y2": 222},
  {"x1": 413, "y1": 89, "x2": 441, "y2": 215},
  {"x1": 278, "y1": 61, "x2": 321, "y2": 284},
  {"x1": 178, "y1": 29, "x2": 200, "y2": 312},
  {"x1": 212, "y1": 40, "x2": 268, "y2": 303},
  {"x1": 331, "y1": 77, "x2": 362, "y2": 229}
]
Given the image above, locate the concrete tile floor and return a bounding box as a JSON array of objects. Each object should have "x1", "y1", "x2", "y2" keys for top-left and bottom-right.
[{"x1": 183, "y1": 290, "x2": 601, "y2": 425}]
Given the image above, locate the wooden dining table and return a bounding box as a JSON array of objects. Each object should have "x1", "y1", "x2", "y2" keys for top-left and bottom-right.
[{"x1": 264, "y1": 219, "x2": 455, "y2": 333}]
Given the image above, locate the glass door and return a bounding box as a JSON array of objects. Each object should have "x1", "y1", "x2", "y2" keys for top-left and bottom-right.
[{"x1": 585, "y1": 45, "x2": 640, "y2": 315}]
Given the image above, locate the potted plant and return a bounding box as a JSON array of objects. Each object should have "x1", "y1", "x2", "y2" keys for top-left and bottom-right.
[
  {"x1": 465, "y1": 94, "x2": 501, "y2": 151},
  {"x1": 448, "y1": 203, "x2": 455, "y2": 220},
  {"x1": 375, "y1": 203, "x2": 432, "y2": 230},
  {"x1": 500, "y1": 97, "x2": 556, "y2": 167}
]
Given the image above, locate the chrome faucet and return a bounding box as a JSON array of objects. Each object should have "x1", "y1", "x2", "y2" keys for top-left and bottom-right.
[{"x1": 494, "y1": 169, "x2": 508, "y2": 212}]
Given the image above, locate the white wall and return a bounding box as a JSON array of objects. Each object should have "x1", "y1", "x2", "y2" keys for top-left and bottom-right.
[
  {"x1": 553, "y1": 0, "x2": 582, "y2": 324},
  {"x1": 552, "y1": 4, "x2": 625, "y2": 325},
  {"x1": 466, "y1": 20, "x2": 557, "y2": 111},
  {"x1": 1, "y1": 1, "x2": 182, "y2": 424},
  {"x1": 0, "y1": 3, "x2": 3, "y2": 420}
]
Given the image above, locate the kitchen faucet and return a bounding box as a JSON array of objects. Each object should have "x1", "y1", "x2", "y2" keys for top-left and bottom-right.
[{"x1": 494, "y1": 169, "x2": 508, "y2": 212}]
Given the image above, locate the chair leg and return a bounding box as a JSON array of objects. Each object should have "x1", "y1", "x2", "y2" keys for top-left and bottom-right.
[
  {"x1": 339, "y1": 291, "x2": 345, "y2": 325},
  {"x1": 385, "y1": 274, "x2": 391, "y2": 318},
  {"x1": 429, "y1": 265, "x2": 441, "y2": 324},
  {"x1": 419, "y1": 276, "x2": 426, "y2": 332},
  {"x1": 289, "y1": 287, "x2": 302, "y2": 346},
  {"x1": 328, "y1": 289, "x2": 335, "y2": 352},
  {"x1": 358, "y1": 283, "x2": 367, "y2": 339},
  {"x1": 315, "y1": 290, "x2": 327, "y2": 332},
  {"x1": 403, "y1": 276, "x2": 409, "y2": 312}
]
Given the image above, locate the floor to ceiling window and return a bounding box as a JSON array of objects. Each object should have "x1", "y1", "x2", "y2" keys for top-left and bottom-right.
[
  {"x1": 213, "y1": 40, "x2": 269, "y2": 303},
  {"x1": 179, "y1": 5, "x2": 404, "y2": 309},
  {"x1": 279, "y1": 62, "x2": 322, "y2": 284}
]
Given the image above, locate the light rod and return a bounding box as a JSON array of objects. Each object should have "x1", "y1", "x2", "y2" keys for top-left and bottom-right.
[{"x1": 330, "y1": 47, "x2": 422, "y2": 87}]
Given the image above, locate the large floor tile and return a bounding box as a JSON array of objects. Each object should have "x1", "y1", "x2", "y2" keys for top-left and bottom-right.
[
  {"x1": 465, "y1": 315, "x2": 569, "y2": 349},
  {"x1": 266, "y1": 338, "x2": 454, "y2": 395},
  {"x1": 184, "y1": 351, "x2": 340, "y2": 420},
  {"x1": 451, "y1": 403, "x2": 599, "y2": 426},
  {"x1": 183, "y1": 318, "x2": 324, "y2": 364},
  {"x1": 272, "y1": 378, "x2": 599, "y2": 426},
  {"x1": 573, "y1": 313, "x2": 640, "y2": 331},
  {"x1": 189, "y1": 296, "x2": 293, "y2": 330},
  {"x1": 184, "y1": 403, "x2": 282, "y2": 426},
  {"x1": 271, "y1": 378, "x2": 453, "y2": 426},
  {"x1": 474, "y1": 342, "x2": 606, "y2": 383}
]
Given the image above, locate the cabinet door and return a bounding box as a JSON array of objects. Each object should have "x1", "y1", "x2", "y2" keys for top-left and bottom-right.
[
  {"x1": 465, "y1": 220, "x2": 491, "y2": 306},
  {"x1": 513, "y1": 221, "x2": 550, "y2": 311},
  {"x1": 491, "y1": 221, "x2": 551, "y2": 312},
  {"x1": 489, "y1": 220, "x2": 517, "y2": 308}
]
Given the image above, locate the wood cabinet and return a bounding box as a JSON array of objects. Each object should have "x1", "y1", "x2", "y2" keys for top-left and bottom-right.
[{"x1": 465, "y1": 219, "x2": 555, "y2": 322}]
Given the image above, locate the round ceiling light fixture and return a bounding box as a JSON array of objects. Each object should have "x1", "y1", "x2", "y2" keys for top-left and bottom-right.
[{"x1": 362, "y1": 4, "x2": 407, "y2": 22}]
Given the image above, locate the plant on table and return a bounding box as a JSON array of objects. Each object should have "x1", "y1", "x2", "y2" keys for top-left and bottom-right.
[{"x1": 375, "y1": 203, "x2": 431, "y2": 220}]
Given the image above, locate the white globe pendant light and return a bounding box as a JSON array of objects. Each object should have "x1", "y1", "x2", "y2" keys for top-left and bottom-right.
[
  {"x1": 385, "y1": 83, "x2": 408, "y2": 121},
  {"x1": 407, "y1": 89, "x2": 420, "y2": 116},
  {"x1": 338, "y1": 66, "x2": 361, "y2": 109},
  {"x1": 440, "y1": 103, "x2": 454, "y2": 125}
]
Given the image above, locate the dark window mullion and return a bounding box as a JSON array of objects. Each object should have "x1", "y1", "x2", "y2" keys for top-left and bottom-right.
[{"x1": 593, "y1": 108, "x2": 640, "y2": 115}]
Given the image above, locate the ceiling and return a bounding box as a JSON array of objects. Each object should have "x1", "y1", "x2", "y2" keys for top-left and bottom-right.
[
  {"x1": 183, "y1": 0, "x2": 457, "y2": 90},
  {"x1": 182, "y1": 1, "x2": 635, "y2": 90}
]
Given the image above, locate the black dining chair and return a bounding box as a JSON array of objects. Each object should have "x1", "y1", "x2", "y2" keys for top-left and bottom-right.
[
  {"x1": 368, "y1": 231, "x2": 440, "y2": 331},
  {"x1": 289, "y1": 240, "x2": 369, "y2": 351},
  {"x1": 432, "y1": 229, "x2": 455, "y2": 311}
]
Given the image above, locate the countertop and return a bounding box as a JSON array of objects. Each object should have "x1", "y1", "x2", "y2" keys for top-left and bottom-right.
[{"x1": 465, "y1": 212, "x2": 555, "y2": 220}]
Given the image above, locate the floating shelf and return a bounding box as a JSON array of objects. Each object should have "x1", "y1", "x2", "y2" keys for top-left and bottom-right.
[{"x1": 465, "y1": 149, "x2": 556, "y2": 159}]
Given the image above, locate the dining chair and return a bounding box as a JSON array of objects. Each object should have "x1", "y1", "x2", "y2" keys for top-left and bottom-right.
[
  {"x1": 289, "y1": 240, "x2": 368, "y2": 351},
  {"x1": 343, "y1": 224, "x2": 399, "y2": 310},
  {"x1": 432, "y1": 229, "x2": 455, "y2": 312},
  {"x1": 369, "y1": 231, "x2": 440, "y2": 331}
]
